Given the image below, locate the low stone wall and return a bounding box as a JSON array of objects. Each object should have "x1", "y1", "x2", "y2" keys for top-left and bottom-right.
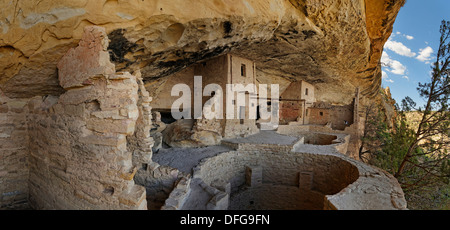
[
  {"x1": 277, "y1": 124, "x2": 359, "y2": 159},
  {"x1": 324, "y1": 155, "x2": 408, "y2": 210},
  {"x1": 302, "y1": 133, "x2": 337, "y2": 145},
  {"x1": 160, "y1": 176, "x2": 191, "y2": 210},
  {"x1": 191, "y1": 150, "x2": 407, "y2": 210},
  {"x1": 135, "y1": 162, "x2": 185, "y2": 210},
  {"x1": 221, "y1": 141, "x2": 295, "y2": 153}
]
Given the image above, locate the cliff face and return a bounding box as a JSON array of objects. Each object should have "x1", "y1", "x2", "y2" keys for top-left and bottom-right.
[{"x1": 0, "y1": 0, "x2": 404, "y2": 104}]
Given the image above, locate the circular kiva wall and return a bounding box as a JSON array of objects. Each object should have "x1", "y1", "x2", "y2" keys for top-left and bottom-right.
[
  {"x1": 303, "y1": 133, "x2": 338, "y2": 145},
  {"x1": 193, "y1": 151, "x2": 360, "y2": 210}
]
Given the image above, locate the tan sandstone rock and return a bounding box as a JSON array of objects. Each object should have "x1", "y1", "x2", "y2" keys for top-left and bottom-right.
[{"x1": 0, "y1": 0, "x2": 404, "y2": 107}]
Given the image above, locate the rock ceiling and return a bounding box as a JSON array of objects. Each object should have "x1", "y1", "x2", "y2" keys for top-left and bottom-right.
[{"x1": 0, "y1": 0, "x2": 404, "y2": 104}]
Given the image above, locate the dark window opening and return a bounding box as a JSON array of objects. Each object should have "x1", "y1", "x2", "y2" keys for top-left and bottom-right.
[
  {"x1": 241, "y1": 64, "x2": 246, "y2": 77},
  {"x1": 159, "y1": 111, "x2": 177, "y2": 124},
  {"x1": 320, "y1": 112, "x2": 323, "y2": 116},
  {"x1": 256, "y1": 106, "x2": 260, "y2": 120},
  {"x1": 305, "y1": 88, "x2": 309, "y2": 96}
]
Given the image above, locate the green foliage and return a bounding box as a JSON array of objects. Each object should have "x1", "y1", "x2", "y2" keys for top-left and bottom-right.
[
  {"x1": 368, "y1": 108, "x2": 450, "y2": 209},
  {"x1": 368, "y1": 111, "x2": 415, "y2": 176},
  {"x1": 368, "y1": 20, "x2": 450, "y2": 209}
]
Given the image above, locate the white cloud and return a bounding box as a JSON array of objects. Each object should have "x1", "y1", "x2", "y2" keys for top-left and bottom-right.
[
  {"x1": 392, "y1": 31, "x2": 414, "y2": 41},
  {"x1": 382, "y1": 69, "x2": 395, "y2": 83},
  {"x1": 402, "y1": 76, "x2": 410, "y2": 81},
  {"x1": 382, "y1": 71, "x2": 388, "y2": 79},
  {"x1": 381, "y1": 51, "x2": 407, "y2": 75},
  {"x1": 384, "y1": 39, "x2": 416, "y2": 57},
  {"x1": 416, "y1": 46, "x2": 434, "y2": 63},
  {"x1": 381, "y1": 51, "x2": 392, "y2": 67},
  {"x1": 390, "y1": 60, "x2": 407, "y2": 75}
]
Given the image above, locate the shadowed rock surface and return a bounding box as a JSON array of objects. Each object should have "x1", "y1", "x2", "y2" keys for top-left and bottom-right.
[{"x1": 0, "y1": 0, "x2": 404, "y2": 105}]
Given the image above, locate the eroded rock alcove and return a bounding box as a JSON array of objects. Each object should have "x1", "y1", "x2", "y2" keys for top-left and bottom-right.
[{"x1": 0, "y1": 0, "x2": 407, "y2": 210}]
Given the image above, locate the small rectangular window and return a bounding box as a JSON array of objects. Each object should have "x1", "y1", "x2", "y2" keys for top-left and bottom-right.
[
  {"x1": 320, "y1": 112, "x2": 323, "y2": 116},
  {"x1": 305, "y1": 88, "x2": 309, "y2": 96},
  {"x1": 241, "y1": 64, "x2": 246, "y2": 77}
]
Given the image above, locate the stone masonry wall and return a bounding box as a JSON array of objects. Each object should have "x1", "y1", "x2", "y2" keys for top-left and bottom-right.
[
  {"x1": 26, "y1": 26, "x2": 147, "y2": 210},
  {"x1": 193, "y1": 150, "x2": 406, "y2": 210},
  {"x1": 194, "y1": 150, "x2": 359, "y2": 198},
  {"x1": 277, "y1": 124, "x2": 360, "y2": 159},
  {"x1": 0, "y1": 93, "x2": 30, "y2": 208},
  {"x1": 127, "y1": 70, "x2": 154, "y2": 168}
]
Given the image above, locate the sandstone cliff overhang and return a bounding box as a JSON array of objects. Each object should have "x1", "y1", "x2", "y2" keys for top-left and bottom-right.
[
  {"x1": 0, "y1": 0, "x2": 404, "y2": 104},
  {"x1": 0, "y1": 19, "x2": 409, "y2": 210}
]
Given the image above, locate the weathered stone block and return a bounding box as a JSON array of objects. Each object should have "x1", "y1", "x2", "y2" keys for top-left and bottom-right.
[
  {"x1": 0, "y1": 104, "x2": 8, "y2": 113},
  {"x1": 118, "y1": 185, "x2": 146, "y2": 208},
  {"x1": 206, "y1": 192, "x2": 229, "y2": 210},
  {"x1": 57, "y1": 26, "x2": 115, "y2": 89},
  {"x1": 86, "y1": 118, "x2": 136, "y2": 135},
  {"x1": 119, "y1": 167, "x2": 138, "y2": 181},
  {"x1": 8, "y1": 100, "x2": 28, "y2": 113},
  {"x1": 211, "y1": 178, "x2": 231, "y2": 194},
  {"x1": 79, "y1": 133, "x2": 127, "y2": 147},
  {"x1": 64, "y1": 104, "x2": 85, "y2": 117}
]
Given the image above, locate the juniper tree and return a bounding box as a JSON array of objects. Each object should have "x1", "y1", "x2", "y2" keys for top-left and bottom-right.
[{"x1": 394, "y1": 20, "x2": 450, "y2": 193}]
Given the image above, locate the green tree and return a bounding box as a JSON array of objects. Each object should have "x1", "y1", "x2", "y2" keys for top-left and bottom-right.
[
  {"x1": 368, "y1": 106, "x2": 416, "y2": 176},
  {"x1": 369, "y1": 20, "x2": 450, "y2": 209},
  {"x1": 393, "y1": 20, "x2": 450, "y2": 209},
  {"x1": 394, "y1": 20, "x2": 450, "y2": 183}
]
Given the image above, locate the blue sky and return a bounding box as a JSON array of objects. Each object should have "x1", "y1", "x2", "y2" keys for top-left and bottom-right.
[{"x1": 380, "y1": 0, "x2": 450, "y2": 108}]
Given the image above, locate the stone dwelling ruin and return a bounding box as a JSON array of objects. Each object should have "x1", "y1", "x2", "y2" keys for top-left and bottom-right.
[
  {"x1": 0, "y1": 0, "x2": 408, "y2": 211},
  {"x1": 0, "y1": 26, "x2": 407, "y2": 211},
  {"x1": 147, "y1": 54, "x2": 260, "y2": 147},
  {"x1": 279, "y1": 80, "x2": 315, "y2": 125}
]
